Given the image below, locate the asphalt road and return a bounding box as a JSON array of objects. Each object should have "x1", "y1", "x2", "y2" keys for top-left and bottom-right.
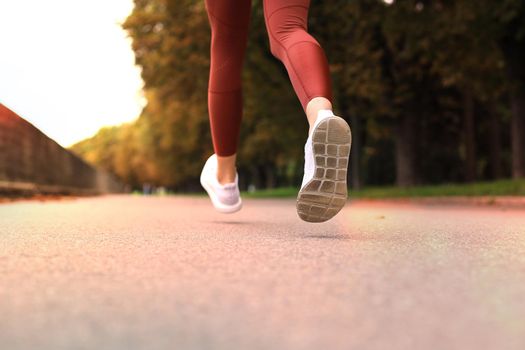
[{"x1": 1, "y1": 195, "x2": 524, "y2": 350}]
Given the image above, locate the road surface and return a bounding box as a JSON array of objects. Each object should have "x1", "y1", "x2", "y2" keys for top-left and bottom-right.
[{"x1": 1, "y1": 195, "x2": 524, "y2": 350}]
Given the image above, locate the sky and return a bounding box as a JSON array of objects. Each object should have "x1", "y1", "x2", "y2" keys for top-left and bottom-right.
[{"x1": 0, "y1": 0, "x2": 145, "y2": 147}]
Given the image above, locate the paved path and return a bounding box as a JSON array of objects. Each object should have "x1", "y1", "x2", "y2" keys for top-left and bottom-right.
[{"x1": 1, "y1": 195, "x2": 524, "y2": 350}]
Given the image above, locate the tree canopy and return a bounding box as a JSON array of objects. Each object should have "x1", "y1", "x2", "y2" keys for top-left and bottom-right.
[{"x1": 71, "y1": 0, "x2": 525, "y2": 190}]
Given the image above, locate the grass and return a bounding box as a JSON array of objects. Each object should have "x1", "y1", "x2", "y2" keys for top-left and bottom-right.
[{"x1": 242, "y1": 178, "x2": 525, "y2": 199}]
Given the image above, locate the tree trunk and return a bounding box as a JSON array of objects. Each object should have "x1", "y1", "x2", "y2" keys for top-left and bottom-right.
[
  {"x1": 501, "y1": 36, "x2": 525, "y2": 178},
  {"x1": 250, "y1": 166, "x2": 263, "y2": 190},
  {"x1": 463, "y1": 91, "x2": 476, "y2": 182},
  {"x1": 338, "y1": 83, "x2": 362, "y2": 190},
  {"x1": 339, "y1": 94, "x2": 361, "y2": 190},
  {"x1": 264, "y1": 164, "x2": 276, "y2": 189},
  {"x1": 510, "y1": 87, "x2": 525, "y2": 178},
  {"x1": 488, "y1": 101, "x2": 502, "y2": 179},
  {"x1": 395, "y1": 114, "x2": 418, "y2": 187},
  {"x1": 350, "y1": 113, "x2": 362, "y2": 190}
]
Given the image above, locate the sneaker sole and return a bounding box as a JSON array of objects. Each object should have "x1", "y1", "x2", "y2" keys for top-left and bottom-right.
[
  {"x1": 297, "y1": 116, "x2": 352, "y2": 223},
  {"x1": 200, "y1": 176, "x2": 243, "y2": 214}
]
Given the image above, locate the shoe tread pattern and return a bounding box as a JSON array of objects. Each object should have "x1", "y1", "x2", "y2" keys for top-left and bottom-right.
[{"x1": 297, "y1": 117, "x2": 352, "y2": 223}]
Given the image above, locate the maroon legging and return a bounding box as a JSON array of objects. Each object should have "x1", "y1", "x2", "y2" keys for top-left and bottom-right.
[{"x1": 205, "y1": 0, "x2": 332, "y2": 156}]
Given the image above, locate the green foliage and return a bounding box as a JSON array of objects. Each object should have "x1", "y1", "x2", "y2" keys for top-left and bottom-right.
[
  {"x1": 243, "y1": 178, "x2": 525, "y2": 198},
  {"x1": 71, "y1": 0, "x2": 524, "y2": 190}
]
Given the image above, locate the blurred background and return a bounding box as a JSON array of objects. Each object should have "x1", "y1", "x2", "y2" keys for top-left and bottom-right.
[
  {"x1": 1, "y1": 3, "x2": 525, "y2": 348},
  {"x1": 2, "y1": 0, "x2": 525, "y2": 196}
]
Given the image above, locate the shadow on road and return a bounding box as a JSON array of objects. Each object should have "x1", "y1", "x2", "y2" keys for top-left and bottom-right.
[
  {"x1": 302, "y1": 234, "x2": 351, "y2": 240},
  {"x1": 207, "y1": 220, "x2": 266, "y2": 225}
]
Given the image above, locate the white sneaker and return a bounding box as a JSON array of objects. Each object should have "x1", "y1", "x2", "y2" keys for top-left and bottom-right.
[
  {"x1": 200, "y1": 154, "x2": 242, "y2": 213},
  {"x1": 297, "y1": 112, "x2": 352, "y2": 222}
]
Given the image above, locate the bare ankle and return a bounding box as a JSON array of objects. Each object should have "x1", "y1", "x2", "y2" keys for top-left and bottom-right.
[
  {"x1": 217, "y1": 170, "x2": 236, "y2": 185},
  {"x1": 216, "y1": 154, "x2": 237, "y2": 185},
  {"x1": 305, "y1": 97, "x2": 333, "y2": 134}
]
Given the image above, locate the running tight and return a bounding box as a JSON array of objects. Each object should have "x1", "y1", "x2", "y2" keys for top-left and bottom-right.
[{"x1": 205, "y1": 0, "x2": 332, "y2": 156}]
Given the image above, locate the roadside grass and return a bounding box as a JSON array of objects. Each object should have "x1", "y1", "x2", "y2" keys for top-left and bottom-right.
[{"x1": 242, "y1": 178, "x2": 525, "y2": 199}]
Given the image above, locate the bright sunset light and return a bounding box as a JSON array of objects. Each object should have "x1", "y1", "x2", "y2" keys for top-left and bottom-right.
[{"x1": 0, "y1": 0, "x2": 144, "y2": 147}]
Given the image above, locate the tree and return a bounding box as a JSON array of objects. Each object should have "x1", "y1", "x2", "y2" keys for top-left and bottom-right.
[
  {"x1": 496, "y1": 1, "x2": 525, "y2": 178},
  {"x1": 72, "y1": 0, "x2": 521, "y2": 191}
]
